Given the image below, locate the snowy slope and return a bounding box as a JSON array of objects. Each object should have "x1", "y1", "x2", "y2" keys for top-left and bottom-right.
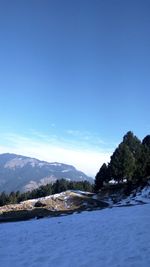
[
  {"x1": 0, "y1": 204, "x2": 150, "y2": 267},
  {"x1": 114, "y1": 184, "x2": 150, "y2": 207}
]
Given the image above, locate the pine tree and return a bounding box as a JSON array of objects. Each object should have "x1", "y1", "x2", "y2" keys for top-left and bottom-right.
[
  {"x1": 123, "y1": 131, "x2": 142, "y2": 165},
  {"x1": 109, "y1": 143, "x2": 136, "y2": 183},
  {"x1": 142, "y1": 135, "x2": 150, "y2": 147},
  {"x1": 95, "y1": 131, "x2": 150, "y2": 188},
  {"x1": 9, "y1": 192, "x2": 17, "y2": 204},
  {"x1": 0, "y1": 192, "x2": 9, "y2": 206},
  {"x1": 142, "y1": 136, "x2": 150, "y2": 178},
  {"x1": 134, "y1": 136, "x2": 150, "y2": 181},
  {"x1": 94, "y1": 163, "x2": 109, "y2": 191}
]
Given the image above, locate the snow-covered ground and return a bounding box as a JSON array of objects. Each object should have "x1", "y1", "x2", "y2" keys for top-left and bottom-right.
[
  {"x1": 114, "y1": 184, "x2": 150, "y2": 207},
  {"x1": 0, "y1": 204, "x2": 150, "y2": 267}
]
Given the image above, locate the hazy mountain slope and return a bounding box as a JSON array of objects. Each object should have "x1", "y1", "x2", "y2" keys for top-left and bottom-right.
[
  {"x1": 0, "y1": 153, "x2": 93, "y2": 193},
  {"x1": 0, "y1": 204, "x2": 150, "y2": 267}
]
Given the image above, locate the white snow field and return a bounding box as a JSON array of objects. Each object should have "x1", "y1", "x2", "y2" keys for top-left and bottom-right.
[{"x1": 0, "y1": 204, "x2": 150, "y2": 267}]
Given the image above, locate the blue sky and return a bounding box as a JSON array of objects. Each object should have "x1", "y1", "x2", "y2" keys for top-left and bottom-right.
[{"x1": 0, "y1": 0, "x2": 150, "y2": 176}]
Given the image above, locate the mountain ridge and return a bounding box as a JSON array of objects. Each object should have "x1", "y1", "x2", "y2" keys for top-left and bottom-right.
[{"x1": 0, "y1": 153, "x2": 93, "y2": 193}]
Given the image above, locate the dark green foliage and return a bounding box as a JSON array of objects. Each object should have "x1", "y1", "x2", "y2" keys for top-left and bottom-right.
[
  {"x1": 123, "y1": 131, "x2": 141, "y2": 156},
  {"x1": 133, "y1": 136, "x2": 150, "y2": 180},
  {"x1": 9, "y1": 192, "x2": 18, "y2": 204},
  {"x1": 142, "y1": 136, "x2": 150, "y2": 178},
  {"x1": 94, "y1": 163, "x2": 109, "y2": 192},
  {"x1": 51, "y1": 179, "x2": 93, "y2": 194},
  {"x1": 0, "y1": 192, "x2": 9, "y2": 206},
  {"x1": 109, "y1": 131, "x2": 141, "y2": 183},
  {"x1": 52, "y1": 179, "x2": 69, "y2": 194},
  {"x1": 94, "y1": 131, "x2": 150, "y2": 192},
  {"x1": 142, "y1": 135, "x2": 150, "y2": 148},
  {"x1": 123, "y1": 131, "x2": 142, "y2": 174},
  {"x1": 110, "y1": 143, "x2": 136, "y2": 182},
  {"x1": 0, "y1": 179, "x2": 93, "y2": 207}
]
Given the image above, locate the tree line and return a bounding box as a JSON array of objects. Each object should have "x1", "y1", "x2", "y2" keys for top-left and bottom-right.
[
  {"x1": 1, "y1": 130, "x2": 149, "y2": 207},
  {"x1": 95, "y1": 131, "x2": 150, "y2": 191},
  {"x1": 0, "y1": 179, "x2": 93, "y2": 206}
]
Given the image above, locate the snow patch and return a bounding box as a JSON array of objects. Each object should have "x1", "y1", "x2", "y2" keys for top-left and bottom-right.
[
  {"x1": 61, "y1": 169, "x2": 70, "y2": 173},
  {"x1": 49, "y1": 163, "x2": 62, "y2": 167}
]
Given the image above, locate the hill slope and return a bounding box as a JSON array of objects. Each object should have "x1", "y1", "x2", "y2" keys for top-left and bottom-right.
[
  {"x1": 1, "y1": 182, "x2": 150, "y2": 222},
  {"x1": 0, "y1": 203, "x2": 150, "y2": 267},
  {"x1": 0, "y1": 153, "x2": 93, "y2": 193}
]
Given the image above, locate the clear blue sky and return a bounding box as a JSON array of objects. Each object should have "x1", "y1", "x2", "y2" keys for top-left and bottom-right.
[{"x1": 0, "y1": 0, "x2": 150, "y2": 175}]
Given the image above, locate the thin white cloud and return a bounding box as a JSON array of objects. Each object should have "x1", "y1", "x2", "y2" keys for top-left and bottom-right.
[
  {"x1": 0, "y1": 132, "x2": 112, "y2": 177},
  {"x1": 66, "y1": 129, "x2": 81, "y2": 136},
  {"x1": 66, "y1": 129, "x2": 111, "y2": 148}
]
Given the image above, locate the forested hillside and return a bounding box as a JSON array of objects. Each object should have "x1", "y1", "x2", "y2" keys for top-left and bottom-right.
[{"x1": 0, "y1": 179, "x2": 93, "y2": 206}]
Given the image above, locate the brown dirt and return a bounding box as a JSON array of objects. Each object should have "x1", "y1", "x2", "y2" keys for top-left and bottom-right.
[{"x1": 0, "y1": 191, "x2": 108, "y2": 223}]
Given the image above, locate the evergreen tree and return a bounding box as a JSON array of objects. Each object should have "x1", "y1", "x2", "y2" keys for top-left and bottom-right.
[
  {"x1": 109, "y1": 131, "x2": 142, "y2": 183},
  {"x1": 142, "y1": 136, "x2": 150, "y2": 178},
  {"x1": 123, "y1": 131, "x2": 141, "y2": 156},
  {"x1": 142, "y1": 135, "x2": 150, "y2": 148},
  {"x1": 134, "y1": 136, "x2": 150, "y2": 181},
  {"x1": 9, "y1": 191, "x2": 17, "y2": 204},
  {"x1": 0, "y1": 192, "x2": 9, "y2": 206},
  {"x1": 95, "y1": 131, "x2": 150, "y2": 189},
  {"x1": 94, "y1": 163, "x2": 109, "y2": 191},
  {"x1": 109, "y1": 143, "x2": 136, "y2": 183}
]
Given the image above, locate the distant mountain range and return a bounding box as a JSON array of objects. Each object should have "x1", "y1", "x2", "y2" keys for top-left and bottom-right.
[{"x1": 0, "y1": 153, "x2": 93, "y2": 193}]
